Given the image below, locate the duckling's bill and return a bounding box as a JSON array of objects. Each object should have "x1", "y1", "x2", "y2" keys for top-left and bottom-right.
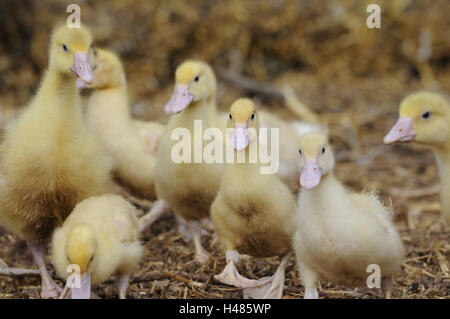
[
  {"x1": 71, "y1": 52, "x2": 94, "y2": 85},
  {"x1": 164, "y1": 83, "x2": 194, "y2": 114},
  {"x1": 59, "y1": 271, "x2": 91, "y2": 299},
  {"x1": 384, "y1": 117, "x2": 416, "y2": 144},
  {"x1": 300, "y1": 158, "x2": 322, "y2": 189},
  {"x1": 71, "y1": 272, "x2": 91, "y2": 299},
  {"x1": 231, "y1": 122, "x2": 250, "y2": 151}
]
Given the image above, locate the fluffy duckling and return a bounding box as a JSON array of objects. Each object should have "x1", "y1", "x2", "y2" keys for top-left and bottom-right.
[
  {"x1": 51, "y1": 194, "x2": 143, "y2": 299},
  {"x1": 294, "y1": 133, "x2": 404, "y2": 299},
  {"x1": 384, "y1": 91, "x2": 450, "y2": 223},
  {"x1": 82, "y1": 48, "x2": 165, "y2": 200},
  {"x1": 0, "y1": 25, "x2": 112, "y2": 298},
  {"x1": 155, "y1": 60, "x2": 222, "y2": 263},
  {"x1": 211, "y1": 98, "x2": 297, "y2": 299}
]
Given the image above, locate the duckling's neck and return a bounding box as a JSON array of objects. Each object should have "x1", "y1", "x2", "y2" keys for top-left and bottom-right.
[
  {"x1": 177, "y1": 98, "x2": 213, "y2": 130},
  {"x1": 88, "y1": 83, "x2": 130, "y2": 120},
  {"x1": 225, "y1": 141, "x2": 263, "y2": 182},
  {"x1": 33, "y1": 69, "x2": 84, "y2": 130},
  {"x1": 37, "y1": 69, "x2": 78, "y2": 109},
  {"x1": 306, "y1": 173, "x2": 343, "y2": 195},
  {"x1": 300, "y1": 172, "x2": 348, "y2": 216},
  {"x1": 434, "y1": 147, "x2": 450, "y2": 222}
]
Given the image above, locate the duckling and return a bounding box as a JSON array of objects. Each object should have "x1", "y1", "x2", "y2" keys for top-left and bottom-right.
[
  {"x1": 0, "y1": 25, "x2": 112, "y2": 298},
  {"x1": 81, "y1": 48, "x2": 168, "y2": 227},
  {"x1": 211, "y1": 98, "x2": 297, "y2": 299},
  {"x1": 294, "y1": 133, "x2": 404, "y2": 299},
  {"x1": 384, "y1": 91, "x2": 450, "y2": 223},
  {"x1": 155, "y1": 60, "x2": 222, "y2": 263},
  {"x1": 51, "y1": 194, "x2": 143, "y2": 299}
]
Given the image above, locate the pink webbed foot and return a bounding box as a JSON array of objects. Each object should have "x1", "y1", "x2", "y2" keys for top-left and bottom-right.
[
  {"x1": 214, "y1": 262, "x2": 261, "y2": 288},
  {"x1": 243, "y1": 252, "x2": 292, "y2": 299},
  {"x1": 242, "y1": 273, "x2": 284, "y2": 299},
  {"x1": 41, "y1": 281, "x2": 63, "y2": 299}
]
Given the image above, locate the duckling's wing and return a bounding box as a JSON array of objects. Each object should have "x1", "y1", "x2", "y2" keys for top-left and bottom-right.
[{"x1": 113, "y1": 209, "x2": 140, "y2": 244}]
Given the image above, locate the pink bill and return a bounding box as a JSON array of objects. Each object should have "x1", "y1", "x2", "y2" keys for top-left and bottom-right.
[
  {"x1": 300, "y1": 159, "x2": 322, "y2": 189},
  {"x1": 164, "y1": 84, "x2": 194, "y2": 114},
  {"x1": 383, "y1": 117, "x2": 416, "y2": 144}
]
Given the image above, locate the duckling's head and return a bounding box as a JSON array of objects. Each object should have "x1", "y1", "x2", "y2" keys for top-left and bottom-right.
[
  {"x1": 77, "y1": 48, "x2": 125, "y2": 90},
  {"x1": 49, "y1": 25, "x2": 95, "y2": 85},
  {"x1": 164, "y1": 60, "x2": 216, "y2": 114},
  {"x1": 384, "y1": 91, "x2": 449, "y2": 147},
  {"x1": 65, "y1": 224, "x2": 97, "y2": 299},
  {"x1": 297, "y1": 133, "x2": 334, "y2": 190},
  {"x1": 227, "y1": 98, "x2": 258, "y2": 151}
]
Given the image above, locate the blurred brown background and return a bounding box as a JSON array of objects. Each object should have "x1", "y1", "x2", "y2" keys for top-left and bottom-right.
[
  {"x1": 1, "y1": 0, "x2": 449, "y2": 112},
  {"x1": 0, "y1": 0, "x2": 448, "y2": 298}
]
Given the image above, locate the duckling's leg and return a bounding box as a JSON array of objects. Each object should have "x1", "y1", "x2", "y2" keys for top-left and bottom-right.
[
  {"x1": 176, "y1": 215, "x2": 192, "y2": 243},
  {"x1": 199, "y1": 217, "x2": 219, "y2": 247},
  {"x1": 187, "y1": 220, "x2": 210, "y2": 264},
  {"x1": 138, "y1": 199, "x2": 170, "y2": 233},
  {"x1": 381, "y1": 276, "x2": 393, "y2": 299},
  {"x1": 214, "y1": 250, "x2": 262, "y2": 288},
  {"x1": 116, "y1": 274, "x2": 130, "y2": 299},
  {"x1": 27, "y1": 240, "x2": 62, "y2": 299},
  {"x1": 243, "y1": 252, "x2": 293, "y2": 299},
  {"x1": 200, "y1": 217, "x2": 215, "y2": 232},
  {"x1": 297, "y1": 260, "x2": 319, "y2": 299}
]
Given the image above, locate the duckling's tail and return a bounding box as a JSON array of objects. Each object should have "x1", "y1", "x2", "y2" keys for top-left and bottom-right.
[{"x1": 281, "y1": 85, "x2": 320, "y2": 124}]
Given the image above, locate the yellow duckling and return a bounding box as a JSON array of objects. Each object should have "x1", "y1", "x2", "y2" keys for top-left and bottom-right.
[
  {"x1": 155, "y1": 60, "x2": 221, "y2": 263},
  {"x1": 82, "y1": 48, "x2": 165, "y2": 198},
  {"x1": 384, "y1": 91, "x2": 450, "y2": 223},
  {"x1": 0, "y1": 25, "x2": 112, "y2": 298},
  {"x1": 51, "y1": 194, "x2": 143, "y2": 299},
  {"x1": 294, "y1": 133, "x2": 404, "y2": 299},
  {"x1": 211, "y1": 98, "x2": 297, "y2": 299}
]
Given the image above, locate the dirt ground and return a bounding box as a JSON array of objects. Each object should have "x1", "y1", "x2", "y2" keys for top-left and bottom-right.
[{"x1": 0, "y1": 0, "x2": 449, "y2": 298}]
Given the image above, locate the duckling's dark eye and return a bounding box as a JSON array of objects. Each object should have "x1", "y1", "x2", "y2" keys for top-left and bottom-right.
[
  {"x1": 321, "y1": 147, "x2": 326, "y2": 154},
  {"x1": 421, "y1": 111, "x2": 430, "y2": 119},
  {"x1": 229, "y1": 113, "x2": 232, "y2": 120},
  {"x1": 250, "y1": 113, "x2": 255, "y2": 120},
  {"x1": 89, "y1": 255, "x2": 94, "y2": 263},
  {"x1": 298, "y1": 149, "x2": 302, "y2": 156},
  {"x1": 194, "y1": 76, "x2": 199, "y2": 82},
  {"x1": 62, "y1": 44, "x2": 68, "y2": 52}
]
